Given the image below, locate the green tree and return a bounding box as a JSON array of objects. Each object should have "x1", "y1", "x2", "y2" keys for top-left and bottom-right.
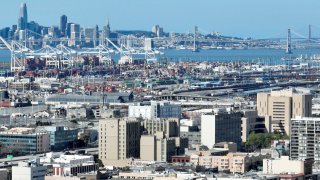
[
  {"x1": 271, "y1": 130, "x2": 289, "y2": 140},
  {"x1": 245, "y1": 131, "x2": 290, "y2": 152},
  {"x1": 95, "y1": 158, "x2": 104, "y2": 167},
  {"x1": 246, "y1": 132, "x2": 272, "y2": 151}
]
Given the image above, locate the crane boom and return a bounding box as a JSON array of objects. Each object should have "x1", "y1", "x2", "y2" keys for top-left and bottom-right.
[
  {"x1": 0, "y1": 36, "x2": 12, "y2": 51},
  {"x1": 105, "y1": 37, "x2": 122, "y2": 53}
]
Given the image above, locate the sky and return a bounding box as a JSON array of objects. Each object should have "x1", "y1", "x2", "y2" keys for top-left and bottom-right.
[{"x1": 0, "y1": 0, "x2": 320, "y2": 38}]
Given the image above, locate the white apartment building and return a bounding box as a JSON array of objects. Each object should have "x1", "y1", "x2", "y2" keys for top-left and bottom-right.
[
  {"x1": 128, "y1": 101, "x2": 181, "y2": 119},
  {"x1": 290, "y1": 116, "x2": 320, "y2": 168}
]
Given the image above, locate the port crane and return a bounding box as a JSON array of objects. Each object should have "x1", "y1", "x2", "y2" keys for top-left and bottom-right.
[
  {"x1": 80, "y1": 45, "x2": 115, "y2": 66},
  {"x1": 105, "y1": 37, "x2": 136, "y2": 64},
  {"x1": 106, "y1": 37, "x2": 162, "y2": 64},
  {"x1": 1, "y1": 30, "x2": 163, "y2": 71},
  {"x1": 0, "y1": 36, "x2": 30, "y2": 71}
]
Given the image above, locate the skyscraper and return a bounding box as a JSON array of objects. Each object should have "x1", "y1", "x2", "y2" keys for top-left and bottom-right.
[
  {"x1": 60, "y1": 15, "x2": 67, "y2": 36},
  {"x1": 18, "y1": 3, "x2": 28, "y2": 30},
  {"x1": 68, "y1": 23, "x2": 80, "y2": 46},
  {"x1": 66, "y1": 22, "x2": 72, "y2": 38}
]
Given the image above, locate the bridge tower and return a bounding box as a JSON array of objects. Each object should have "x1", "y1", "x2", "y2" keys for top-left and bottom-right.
[
  {"x1": 309, "y1": 24, "x2": 312, "y2": 43},
  {"x1": 286, "y1": 29, "x2": 292, "y2": 54},
  {"x1": 192, "y1": 26, "x2": 199, "y2": 52}
]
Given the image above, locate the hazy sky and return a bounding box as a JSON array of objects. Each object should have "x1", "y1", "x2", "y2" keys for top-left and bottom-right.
[{"x1": 1, "y1": 0, "x2": 319, "y2": 38}]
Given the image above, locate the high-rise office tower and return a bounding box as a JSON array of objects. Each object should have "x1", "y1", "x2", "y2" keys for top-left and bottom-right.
[
  {"x1": 66, "y1": 22, "x2": 72, "y2": 38},
  {"x1": 60, "y1": 15, "x2": 67, "y2": 36},
  {"x1": 257, "y1": 89, "x2": 312, "y2": 135},
  {"x1": 18, "y1": 3, "x2": 28, "y2": 30}
]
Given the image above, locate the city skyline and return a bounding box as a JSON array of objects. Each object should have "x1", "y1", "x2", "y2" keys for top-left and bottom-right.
[{"x1": 0, "y1": 0, "x2": 320, "y2": 38}]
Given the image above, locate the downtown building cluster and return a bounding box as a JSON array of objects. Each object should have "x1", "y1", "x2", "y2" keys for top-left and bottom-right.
[
  {"x1": 0, "y1": 3, "x2": 167, "y2": 50},
  {"x1": 0, "y1": 3, "x2": 113, "y2": 48}
]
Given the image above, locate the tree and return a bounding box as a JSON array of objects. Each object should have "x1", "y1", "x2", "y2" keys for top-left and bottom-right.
[
  {"x1": 245, "y1": 132, "x2": 289, "y2": 152},
  {"x1": 272, "y1": 130, "x2": 289, "y2": 140},
  {"x1": 95, "y1": 158, "x2": 104, "y2": 167},
  {"x1": 79, "y1": 133, "x2": 90, "y2": 146},
  {"x1": 245, "y1": 132, "x2": 272, "y2": 152}
]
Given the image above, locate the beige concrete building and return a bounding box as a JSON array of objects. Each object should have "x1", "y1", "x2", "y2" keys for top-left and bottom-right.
[
  {"x1": 155, "y1": 133, "x2": 176, "y2": 162},
  {"x1": 190, "y1": 152, "x2": 269, "y2": 174},
  {"x1": 263, "y1": 156, "x2": 313, "y2": 178},
  {"x1": 143, "y1": 118, "x2": 180, "y2": 138},
  {"x1": 214, "y1": 153, "x2": 268, "y2": 174},
  {"x1": 140, "y1": 132, "x2": 187, "y2": 162},
  {"x1": 257, "y1": 89, "x2": 312, "y2": 135},
  {"x1": 241, "y1": 110, "x2": 258, "y2": 142},
  {"x1": 140, "y1": 135, "x2": 157, "y2": 161},
  {"x1": 241, "y1": 110, "x2": 271, "y2": 142},
  {"x1": 213, "y1": 142, "x2": 237, "y2": 153},
  {"x1": 99, "y1": 118, "x2": 141, "y2": 167},
  {"x1": 140, "y1": 118, "x2": 187, "y2": 162}
]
